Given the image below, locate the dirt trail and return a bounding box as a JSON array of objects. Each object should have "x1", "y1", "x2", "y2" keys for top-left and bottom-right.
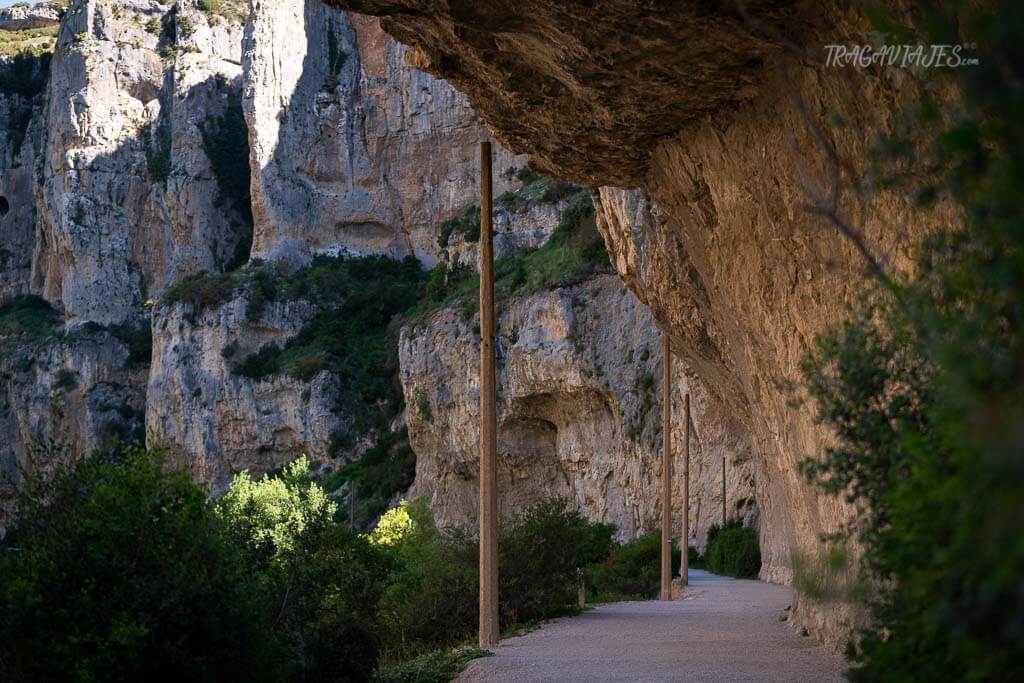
[{"x1": 458, "y1": 569, "x2": 847, "y2": 682}]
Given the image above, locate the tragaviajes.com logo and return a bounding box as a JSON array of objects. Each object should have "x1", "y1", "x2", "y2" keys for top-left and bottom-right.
[{"x1": 824, "y1": 44, "x2": 979, "y2": 68}]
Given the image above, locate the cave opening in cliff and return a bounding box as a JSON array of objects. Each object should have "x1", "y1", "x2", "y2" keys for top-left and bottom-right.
[{"x1": 0, "y1": 196, "x2": 9, "y2": 216}]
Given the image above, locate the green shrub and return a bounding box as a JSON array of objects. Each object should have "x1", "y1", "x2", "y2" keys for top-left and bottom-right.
[
  {"x1": 219, "y1": 458, "x2": 388, "y2": 682},
  {"x1": 0, "y1": 295, "x2": 59, "y2": 341},
  {"x1": 374, "y1": 499, "x2": 479, "y2": 652},
  {"x1": 375, "y1": 647, "x2": 490, "y2": 683},
  {"x1": 500, "y1": 498, "x2": 616, "y2": 624},
  {"x1": 438, "y1": 205, "x2": 480, "y2": 247},
  {"x1": 0, "y1": 446, "x2": 281, "y2": 682},
  {"x1": 704, "y1": 520, "x2": 760, "y2": 578},
  {"x1": 585, "y1": 532, "x2": 680, "y2": 602},
  {"x1": 161, "y1": 270, "x2": 241, "y2": 312}
]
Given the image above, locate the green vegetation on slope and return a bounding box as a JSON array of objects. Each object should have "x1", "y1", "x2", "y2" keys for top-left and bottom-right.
[
  {"x1": 232, "y1": 255, "x2": 425, "y2": 435},
  {"x1": 438, "y1": 166, "x2": 579, "y2": 248},
  {"x1": 0, "y1": 26, "x2": 57, "y2": 60},
  {"x1": 416, "y1": 192, "x2": 611, "y2": 325},
  {"x1": 320, "y1": 428, "x2": 417, "y2": 530}
]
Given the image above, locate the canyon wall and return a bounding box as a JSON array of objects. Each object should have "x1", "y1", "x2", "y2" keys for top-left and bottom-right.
[
  {"x1": 322, "y1": 0, "x2": 958, "y2": 642},
  {"x1": 32, "y1": 0, "x2": 250, "y2": 325},
  {"x1": 1, "y1": 0, "x2": 749, "y2": 563},
  {"x1": 401, "y1": 273, "x2": 755, "y2": 548}
]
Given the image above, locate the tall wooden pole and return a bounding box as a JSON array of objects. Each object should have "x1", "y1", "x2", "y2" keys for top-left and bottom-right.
[
  {"x1": 478, "y1": 141, "x2": 499, "y2": 648},
  {"x1": 660, "y1": 334, "x2": 673, "y2": 601},
  {"x1": 681, "y1": 392, "x2": 690, "y2": 585},
  {"x1": 722, "y1": 455, "x2": 727, "y2": 528}
]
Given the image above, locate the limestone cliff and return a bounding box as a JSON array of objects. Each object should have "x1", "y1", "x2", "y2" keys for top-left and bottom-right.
[
  {"x1": 242, "y1": 0, "x2": 521, "y2": 267},
  {"x1": 148, "y1": 288, "x2": 356, "y2": 489},
  {"x1": 32, "y1": 0, "x2": 251, "y2": 325},
  {"x1": 3, "y1": 0, "x2": 776, "y2": 624},
  {"x1": 400, "y1": 274, "x2": 756, "y2": 550},
  {"x1": 320, "y1": 0, "x2": 959, "y2": 643}
]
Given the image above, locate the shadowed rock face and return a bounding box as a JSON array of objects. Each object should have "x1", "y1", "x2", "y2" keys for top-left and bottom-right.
[{"x1": 322, "y1": 0, "x2": 807, "y2": 186}]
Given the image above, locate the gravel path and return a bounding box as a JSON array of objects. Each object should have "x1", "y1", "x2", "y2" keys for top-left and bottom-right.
[{"x1": 458, "y1": 570, "x2": 847, "y2": 682}]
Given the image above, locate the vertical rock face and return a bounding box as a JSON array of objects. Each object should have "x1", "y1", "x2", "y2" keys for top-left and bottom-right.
[
  {"x1": 242, "y1": 0, "x2": 521, "y2": 267},
  {"x1": 400, "y1": 274, "x2": 757, "y2": 549},
  {"x1": 0, "y1": 86, "x2": 42, "y2": 302},
  {"x1": 32, "y1": 0, "x2": 250, "y2": 325},
  {"x1": 4, "y1": 1, "x2": 774, "y2": 637},
  {"x1": 146, "y1": 293, "x2": 344, "y2": 489},
  {"x1": 0, "y1": 325, "x2": 147, "y2": 523}
]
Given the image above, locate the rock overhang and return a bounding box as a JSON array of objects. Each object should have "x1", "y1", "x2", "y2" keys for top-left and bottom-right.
[{"x1": 321, "y1": 0, "x2": 811, "y2": 187}]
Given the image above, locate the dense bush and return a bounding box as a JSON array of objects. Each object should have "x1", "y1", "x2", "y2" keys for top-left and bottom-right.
[
  {"x1": 585, "y1": 532, "x2": 680, "y2": 601},
  {"x1": 373, "y1": 500, "x2": 479, "y2": 653},
  {"x1": 796, "y1": 5, "x2": 1024, "y2": 681},
  {"x1": 704, "y1": 520, "x2": 760, "y2": 578},
  {"x1": 499, "y1": 498, "x2": 616, "y2": 625},
  {"x1": 371, "y1": 498, "x2": 616, "y2": 657},
  {"x1": 161, "y1": 269, "x2": 245, "y2": 313},
  {"x1": 0, "y1": 447, "x2": 280, "y2": 682}
]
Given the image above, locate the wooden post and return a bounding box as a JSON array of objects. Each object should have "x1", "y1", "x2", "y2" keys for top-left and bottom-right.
[
  {"x1": 660, "y1": 334, "x2": 672, "y2": 601},
  {"x1": 681, "y1": 392, "x2": 690, "y2": 585},
  {"x1": 722, "y1": 455, "x2": 727, "y2": 528},
  {"x1": 478, "y1": 141, "x2": 499, "y2": 648},
  {"x1": 577, "y1": 568, "x2": 586, "y2": 608}
]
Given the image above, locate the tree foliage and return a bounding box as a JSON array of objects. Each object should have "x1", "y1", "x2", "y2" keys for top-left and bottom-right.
[
  {"x1": 0, "y1": 447, "x2": 279, "y2": 682},
  {"x1": 799, "y1": 3, "x2": 1024, "y2": 680}
]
